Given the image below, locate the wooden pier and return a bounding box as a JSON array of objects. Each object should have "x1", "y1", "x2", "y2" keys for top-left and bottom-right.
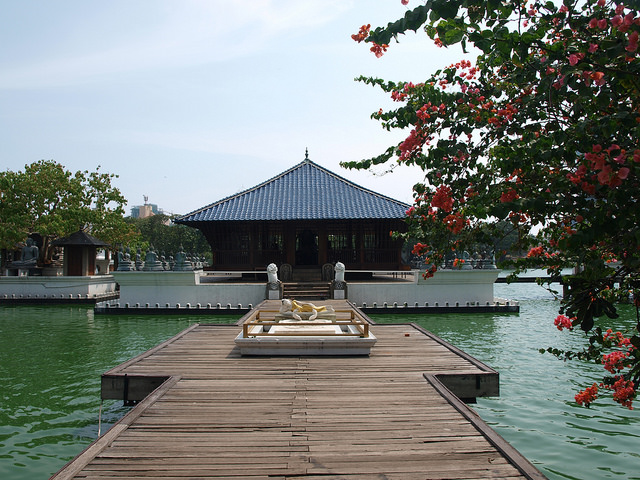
[{"x1": 52, "y1": 300, "x2": 545, "y2": 479}]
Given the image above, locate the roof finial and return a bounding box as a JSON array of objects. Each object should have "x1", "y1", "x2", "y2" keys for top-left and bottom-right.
[{"x1": 305, "y1": 148, "x2": 309, "y2": 161}]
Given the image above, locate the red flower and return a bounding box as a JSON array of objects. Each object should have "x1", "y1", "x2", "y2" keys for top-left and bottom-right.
[
  {"x1": 618, "y1": 167, "x2": 630, "y2": 180},
  {"x1": 610, "y1": 377, "x2": 635, "y2": 409},
  {"x1": 575, "y1": 383, "x2": 599, "y2": 407},
  {"x1": 443, "y1": 213, "x2": 468, "y2": 234},
  {"x1": 612, "y1": 15, "x2": 624, "y2": 27},
  {"x1": 431, "y1": 185, "x2": 454, "y2": 212},
  {"x1": 553, "y1": 314, "x2": 574, "y2": 330},
  {"x1": 602, "y1": 351, "x2": 630, "y2": 373},
  {"x1": 627, "y1": 31, "x2": 639, "y2": 52},
  {"x1": 500, "y1": 188, "x2": 519, "y2": 203},
  {"x1": 412, "y1": 242, "x2": 429, "y2": 255},
  {"x1": 351, "y1": 24, "x2": 370, "y2": 43},
  {"x1": 370, "y1": 43, "x2": 389, "y2": 58}
]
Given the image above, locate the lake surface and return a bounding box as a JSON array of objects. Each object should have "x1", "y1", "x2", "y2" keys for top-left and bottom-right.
[{"x1": 0, "y1": 283, "x2": 638, "y2": 479}]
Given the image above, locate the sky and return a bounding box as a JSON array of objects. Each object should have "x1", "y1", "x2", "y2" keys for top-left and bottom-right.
[{"x1": 0, "y1": 0, "x2": 472, "y2": 216}]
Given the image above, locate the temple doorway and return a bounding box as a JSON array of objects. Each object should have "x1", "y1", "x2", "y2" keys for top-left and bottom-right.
[{"x1": 295, "y1": 229, "x2": 318, "y2": 266}]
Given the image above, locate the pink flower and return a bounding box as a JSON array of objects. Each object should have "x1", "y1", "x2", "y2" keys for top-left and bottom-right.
[
  {"x1": 553, "y1": 314, "x2": 574, "y2": 330},
  {"x1": 597, "y1": 164, "x2": 613, "y2": 185},
  {"x1": 401, "y1": 0, "x2": 409, "y2": 4},
  {"x1": 612, "y1": 15, "x2": 624, "y2": 27},
  {"x1": 618, "y1": 167, "x2": 630, "y2": 179},
  {"x1": 624, "y1": 12, "x2": 636, "y2": 27},
  {"x1": 559, "y1": 4, "x2": 568, "y2": 13},
  {"x1": 627, "y1": 31, "x2": 639, "y2": 52},
  {"x1": 598, "y1": 18, "x2": 608, "y2": 29},
  {"x1": 589, "y1": 43, "x2": 599, "y2": 53},
  {"x1": 398, "y1": 129, "x2": 423, "y2": 160}
]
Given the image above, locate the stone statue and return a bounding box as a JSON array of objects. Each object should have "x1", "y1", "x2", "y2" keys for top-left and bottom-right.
[
  {"x1": 322, "y1": 263, "x2": 334, "y2": 281},
  {"x1": 116, "y1": 246, "x2": 133, "y2": 271},
  {"x1": 278, "y1": 298, "x2": 335, "y2": 321},
  {"x1": 135, "y1": 248, "x2": 143, "y2": 270},
  {"x1": 267, "y1": 263, "x2": 278, "y2": 283},
  {"x1": 280, "y1": 263, "x2": 293, "y2": 282},
  {"x1": 335, "y1": 262, "x2": 345, "y2": 283},
  {"x1": 10, "y1": 238, "x2": 38, "y2": 267},
  {"x1": 173, "y1": 245, "x2": 193, "y2": 271},
  {"x1": 143, "y1": 245, "x2": 164, "y2": 271}
]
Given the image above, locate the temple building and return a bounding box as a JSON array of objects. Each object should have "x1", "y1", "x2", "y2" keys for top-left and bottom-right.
[{"x1": 175, "y1": 153, "x2": 411, "y2": 277}]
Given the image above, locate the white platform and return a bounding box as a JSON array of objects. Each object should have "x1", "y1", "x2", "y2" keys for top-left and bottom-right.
[
  {"x1": 235, "y1": 322, "x2": 377, "y2": 356},
  {"x1": 0, "y1": 275, "x2": 116, "y2": 299}
]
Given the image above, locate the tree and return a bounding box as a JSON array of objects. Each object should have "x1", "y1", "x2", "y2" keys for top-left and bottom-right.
[
  {"x1": 347, "y1": 0, "x2": 640, "y2": 408},
  {"x1": 125, "y1": 214, "x2": 212, "y2": 263},
  {"x1": 0, "y1": 160, "x2": 138, "y2": 264}
]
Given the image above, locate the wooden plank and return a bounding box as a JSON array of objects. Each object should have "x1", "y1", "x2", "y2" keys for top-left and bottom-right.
[{"x1": 52, "y1": 301, "x2": 545, "y2": 480}]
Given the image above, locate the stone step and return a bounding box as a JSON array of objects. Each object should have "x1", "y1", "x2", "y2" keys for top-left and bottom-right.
[{"x1": 283, "y1": 282, "x2": 331, "y2": 300}]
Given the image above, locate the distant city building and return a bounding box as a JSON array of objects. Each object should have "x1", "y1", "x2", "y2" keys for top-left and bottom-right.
[
  {"x1": 130, "y1": 203, "x2": 159, "y2": 218},
  {"x1": 130, "y1": 195, "x2": 163, "y2": 218}
]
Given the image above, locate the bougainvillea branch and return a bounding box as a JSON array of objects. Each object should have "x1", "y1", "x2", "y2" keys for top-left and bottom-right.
[{"x1": 346, "y1": 0, "x2": 640, "y2": 408}]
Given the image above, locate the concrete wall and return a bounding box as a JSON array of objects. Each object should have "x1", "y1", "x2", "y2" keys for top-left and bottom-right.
[
  {"x1": 112, "y1": 271, "x2": 265, "y2": 308},
  {"x1": 348, "y1": 270, "x2": 500, "y2": 307},
  {"x1": 0, "y1": 275, "x2": 116, "y2": 299},
  {"x1": 96, "y1": 269, "x2": 501, "y2": 311}
]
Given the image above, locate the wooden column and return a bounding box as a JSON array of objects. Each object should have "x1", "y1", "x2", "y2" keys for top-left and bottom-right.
[{"x1": 318, "y1": 224, "x2": 327, "y2": 266}]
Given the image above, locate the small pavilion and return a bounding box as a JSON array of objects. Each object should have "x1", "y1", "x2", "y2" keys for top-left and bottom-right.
[
  {"x1": 51, "y1": 230, "x2": 109, "y2": 276},
  {"x1": 175, "y1": 153, "x2": 410, "y2": 277}
]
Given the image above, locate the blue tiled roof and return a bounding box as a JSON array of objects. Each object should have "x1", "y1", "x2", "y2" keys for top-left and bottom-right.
[{"x1": 175, "y1": 159, "x2": 410, "y2": 223}]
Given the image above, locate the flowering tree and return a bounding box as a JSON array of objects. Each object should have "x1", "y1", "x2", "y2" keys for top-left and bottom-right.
[{"x1": 347, "y1": 0, "x2": 640, "y2": 408}]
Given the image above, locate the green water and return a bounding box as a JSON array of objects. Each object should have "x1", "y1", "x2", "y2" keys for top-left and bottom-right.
[
  {"x1": 0, "y1": 307, "x2": 238, "y2": 479},
  {"x1": 372, "y1": 283, "x2": 640, "y2": 480},
  {"x1": 1, "y1": 284, "x2": 639, "y2": 479}
]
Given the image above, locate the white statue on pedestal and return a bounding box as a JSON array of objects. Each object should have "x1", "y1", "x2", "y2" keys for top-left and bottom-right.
[
  {"x1": 279, "y1": 298, "x2": 335, "y2": 321},
  {"x1": 335, "y1": 262, "x2": 345, "y2": 282},
  {"x1": 267, "y1": 263, "x2": 278, "y2": 283}
]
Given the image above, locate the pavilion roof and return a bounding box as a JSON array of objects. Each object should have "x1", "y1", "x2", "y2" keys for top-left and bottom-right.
[
  {"x1": 52, "y1": 230, "x2": 109, "y2": 247},
  {"x1": 175, "y1": 157, "x2": 410, "y2": 223}
]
